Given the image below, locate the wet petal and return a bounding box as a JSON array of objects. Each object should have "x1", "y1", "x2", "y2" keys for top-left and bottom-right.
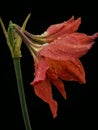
[
  {"x1": 39, "y1": 36, "x2": 94, "y2": 60},
  {"x1": 31, "y1": 77, "x2": 58, "y2": 118},
  {"x1": 57, "y1": 58, "x2": 86, "y2": 84},
  {"x1": 51, "y1": 78, "x2": 67, "y2": 99},
  {"x1": 46, "y1": 16, "x2": 74, "y2": 35},
  {"x1": 46, "y1": 58, "x2": 85, "y2": 84},
  {"x1": 32, "y1": 57, "x2": 49, "y2": 84},
  {"x1": 46, "y1": 59, "x2": 67, "y2": 99},
  {"x1": 46, "y1": 17, "x2": 81, "y2": 41},
  {"x1": 61, "y1": 32, "x2": 98, "y2": 44}
]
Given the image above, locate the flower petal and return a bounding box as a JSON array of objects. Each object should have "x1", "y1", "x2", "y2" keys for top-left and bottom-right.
[
  {"x1": 46, "y1": 58, "x2": 85, "y2": 84},
  {"x1": 31, "y1": 77, "x2": 58, "y2": 118},
  {"x1": 46, "y1": 16, "x2": 74, "y2": 35},
  {"x1": 57, "y1": 58, "x2": 86, "y2": 84},
  {"x1": 32, "y1": 57, "x2": 49, "y2": 84},
  {"x1": 46, "y1": 59, "x2": 67, "y2": 99},
  {"x1": 51, "y1": 78, "x2": 67, "y2": 99},
  {"x1": 46, "y1": 17, "x2": 81, "y2": 41},
  {"x1": 39, "y1": 36, "x2": 94, "y2": 60},
  {"x1": 61, "y1": 32, "x2": 98, "y2": 44}
]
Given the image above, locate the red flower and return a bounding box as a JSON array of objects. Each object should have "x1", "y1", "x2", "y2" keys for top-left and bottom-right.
[
  {"x1": 31, "y1": 32, "x2": 98, "y2": 118},
  {"x1": 15, "y1": 16, "x2": 98, "y2": 118}
]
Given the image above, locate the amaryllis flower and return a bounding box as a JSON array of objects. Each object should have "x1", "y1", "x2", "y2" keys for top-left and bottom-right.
[{"x1": 15, "y1": 16, "x2": 98, "y2": 118}]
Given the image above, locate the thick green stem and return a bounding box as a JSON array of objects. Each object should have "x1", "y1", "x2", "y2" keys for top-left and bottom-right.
[{"x1": 13, "y1": 58, "x2": 32, "y2": 130}]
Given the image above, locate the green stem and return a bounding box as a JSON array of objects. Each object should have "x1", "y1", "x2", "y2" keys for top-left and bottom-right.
[{"x1": 13, "y1": 58, "x2": 32, "y2": 130}]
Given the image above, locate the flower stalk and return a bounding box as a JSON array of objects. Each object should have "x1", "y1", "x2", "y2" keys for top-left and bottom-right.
[
  {"x1": 0, "y1": 14, "x2": 32, "y2": 130},
  {"x1": 13, "y1": 58, "x2": 32, "y2": 130}
]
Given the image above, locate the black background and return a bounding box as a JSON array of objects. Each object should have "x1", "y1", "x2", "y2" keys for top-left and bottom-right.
[{"x1": 0, "y1": 1, "x2": 98, "y2": 130}]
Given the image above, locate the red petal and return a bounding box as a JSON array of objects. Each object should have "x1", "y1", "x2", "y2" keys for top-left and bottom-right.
[
  {"x1": 32, "y1": 57, "x2": 49, "y2": 84},
  {"x1": 61, "y1": 32, "x2": 98, "y2": 44},
  {"x1": 39, "y1": 35, "x2": 94, "y2": 60},
  {"x1": 57, "y1": 58, "x2": 86, "y2": 84},
  {"x1": 46, "y1": 59, "x2": 67, "y2": 99},
  {"x1": 51, "y1": 78, "x2": 67, "y2": 99},
  {"x1": 46, "y1": 58, "x2": 85, "y2": 84},
  {"x1": 46, "y1": 16, "x2": 74, "y2": 35},
  {"x1": 31, "y1": 77, "x2": 58, "y2": 118},
  {"x1": 46, "y1": 17, "x2": 81, "y2": 41}
]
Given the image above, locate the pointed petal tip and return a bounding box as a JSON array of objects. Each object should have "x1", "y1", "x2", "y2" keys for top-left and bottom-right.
[
  {"x1": 82, "y1": 80, "x2": 86, "y2": 84},
  {"x1": 79, "y1": 78, "x2": 86, "y2": 84},
  {"x1": 30, "y1": 81, "x2": 36, "y2": 86},
  {"x1": 70, "y1": 16, "x2": 81, "y2": 21},
  {"x1": 63, "y1": 91, "x2": 67, "y2": 100},
  {"x1": 49, "y1": 100, "x2": 58, "y2": 119},
  {"x1": 64, "y1": 95, "x2": 67, "y2": 100},
  {"x1": 79, "y1": 17, "x2": 81, "y2": 22},
  {"x1": 53, "y1": 113, "x2": 57, "y2": 119},
  {"x1": 70, "y1": 15, "x2": 74, "y2": 20},
  {"x1": 77, "y1": 17, "x2": 81, "y2": 23},
  {"x1": 92, "y1": 32, "x2": 98, "y2": 39},
  {"x1": 30, "y1": 82, "x2": 33, "y2": 85}
]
